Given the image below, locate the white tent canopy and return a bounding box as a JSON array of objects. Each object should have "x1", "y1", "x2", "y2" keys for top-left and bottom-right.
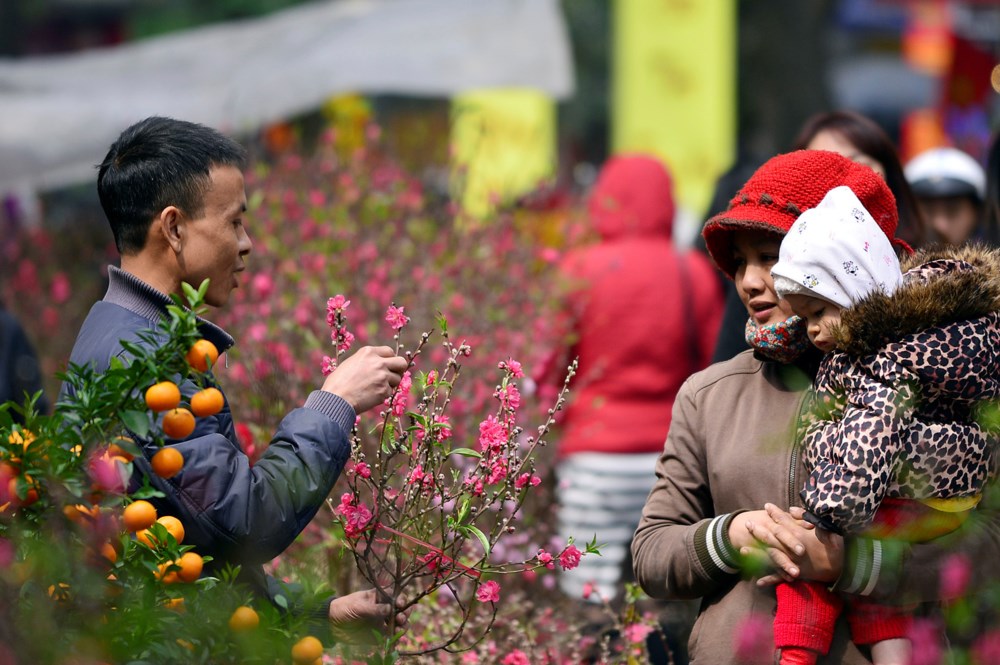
[{"x1": 0, "y1": 0, "x2": 574, "y2": 193}]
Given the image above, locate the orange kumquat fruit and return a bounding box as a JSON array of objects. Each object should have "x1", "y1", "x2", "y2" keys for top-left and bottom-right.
[
  {"x1": 145, "y1": 381, "x2": 181, "y2": 412},
  {"x1": 186, "y1": 339, "x2": 220, "y2": 373},
  {"x1": 156, "y1": 561, "x2": 179, "y2": 584},
  {"x1": 190, "y1": 387, "x2": 224, "y2": 417},
  {"x1": 164, "y1": 597, "x2": 185, "y2": 612},
  {"x1": 228, "y1": 605, "x2": 260, "y2": 632},
  {"x1": 106, "y1": 437, "x2": 135, "y2": 462},
  {"x1": 157, "y1": 515, "x2": 185, "y2": 544},
  {"x1": 291, "y1": 636, "x2": 324, "y2": 664},
  {"x1": 162, "y1": 408, "x2": 196, "y2": 439},
  {"x1": 151, "y1": 447, "x2": 184, "y2": 478},
  {"x1": 122, "y1": 500, "x2": 157, "y2": 532},
  {"x1": 100, "y1": 541, "x2": 118, "y2": 564},
  {"x1": 175, "y1": 551, "x2": 203, "y2": 583}
]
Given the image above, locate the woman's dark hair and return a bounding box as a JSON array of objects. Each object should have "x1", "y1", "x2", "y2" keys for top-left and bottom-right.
[
  {"x1": 97, "y1": 116, "x2": 247, "y2": 254},
  {"x1": 794, "y1": 110, "x2": 927, "y2": 248},
  {"x1": 982, "y1": 131, "x2": 1000, "y2": 246}
]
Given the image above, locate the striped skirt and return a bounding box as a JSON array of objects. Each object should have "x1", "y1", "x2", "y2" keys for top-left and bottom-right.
[{"x1": 555, "y1": 451, "x2": 660, "y2": 603}]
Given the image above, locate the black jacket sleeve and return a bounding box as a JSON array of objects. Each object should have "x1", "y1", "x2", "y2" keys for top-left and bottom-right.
[{"x1": 134, "y1": 387, "x2": 355, "y2": 566}]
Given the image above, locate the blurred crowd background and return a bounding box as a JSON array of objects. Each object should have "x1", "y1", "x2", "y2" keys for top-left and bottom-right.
[{"x1": 2, "y1": 0, "x2": 998, "y2": 241}]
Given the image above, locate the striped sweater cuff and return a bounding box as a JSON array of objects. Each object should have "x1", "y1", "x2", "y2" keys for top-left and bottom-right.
[
  {"x1": 833, "y1": 537, "x2": 882, "y2": 596},
  {"x1": 694, "y1": 512, "x2": 745, "y2": 577},
  {"x1": 833, "y1": 537, "x2": 911, "y2": 598},
  {"x1": 304, "y1": 390, "x2": 357, "y2": 433}
]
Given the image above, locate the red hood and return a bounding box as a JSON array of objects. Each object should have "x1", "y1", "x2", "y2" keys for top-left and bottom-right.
[{"x1": 587, "y1": 154, "x2": 675, "y2": 240}]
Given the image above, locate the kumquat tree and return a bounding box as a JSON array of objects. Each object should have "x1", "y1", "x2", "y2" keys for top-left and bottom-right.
[{"x1": 0, "y1": 282, "x2": 338, "y2": 665}]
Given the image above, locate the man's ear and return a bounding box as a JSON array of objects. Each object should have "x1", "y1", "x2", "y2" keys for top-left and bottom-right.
[{"x1": 157, "y1": 206, "x2": 185, "y2": 254}]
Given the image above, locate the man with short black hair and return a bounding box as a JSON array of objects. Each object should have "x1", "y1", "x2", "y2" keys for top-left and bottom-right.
[{"x1": 69, "y1": 116, "x2": 409, "y2": 633}]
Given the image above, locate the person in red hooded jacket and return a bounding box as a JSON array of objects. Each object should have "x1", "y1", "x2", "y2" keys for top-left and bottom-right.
[{"x1": 542, "y1": 153, "x2": 723, "y2": 604}]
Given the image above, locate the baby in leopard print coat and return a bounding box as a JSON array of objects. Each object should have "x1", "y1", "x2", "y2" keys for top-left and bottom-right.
[{"x1": 767, "y1": 186, "x2": 1000, "y2": 665}]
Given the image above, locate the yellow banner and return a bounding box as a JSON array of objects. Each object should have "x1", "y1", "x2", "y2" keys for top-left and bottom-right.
[
  {"x1": 451, "y1": 89, "x2": 556, "y2": 219},
  {"x1": 612, "y1": 0, "x2": 736, "y2": 219}
]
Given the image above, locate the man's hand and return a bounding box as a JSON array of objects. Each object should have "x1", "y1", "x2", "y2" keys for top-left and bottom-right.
[
  {"x1": 744, "y1": 504, "x2": 844, "y2": 586},
  {"x1": 328, "y1": 588, "x2": 412, "y2": 640},
  {"x1": 321, "y1": 346, "x2": 408, "y2": 414}
]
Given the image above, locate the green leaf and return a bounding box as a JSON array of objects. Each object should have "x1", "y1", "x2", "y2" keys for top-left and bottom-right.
[
  {"x1": 273, "y1": 594, "x2": 288, "y2": 610},
  {"x1": 121, "y1": 410, "x2": 151, "y2": 438},
  {"x1": 196, "y1": 278, "x2": 209, "y2": 300},
  {"x1": 380, "y1": 420, "x2": 396, "y2": 453},
  {"x1": 448, "y1": 448, "x2": 482, "y2": 459},
  {"x1": 464, "y1": 525, "x2": 491, "y2": 557},
  {"x1": 456, "y1": 498, "x2": 470, "y2": 523},
  {"x1": 131, "y1": 485, "x2": 166, "y2": 500},
  {"x1": 435, "y1": 311, "x2": 448, "y2": 335},
  {"x1": 181, "y1": 281, "x2": 199, "y2": 307}
]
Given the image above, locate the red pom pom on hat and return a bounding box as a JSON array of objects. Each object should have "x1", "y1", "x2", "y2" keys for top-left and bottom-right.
[{"x1": 703, "y1": 150, "x2": 911, "y2": 279}]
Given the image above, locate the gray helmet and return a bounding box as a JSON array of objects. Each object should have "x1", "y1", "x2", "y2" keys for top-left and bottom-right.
[{"x1": 904, "y1": 147, "x2": 986, "y2": 201}]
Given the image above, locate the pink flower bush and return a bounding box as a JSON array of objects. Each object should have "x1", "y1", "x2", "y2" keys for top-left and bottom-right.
[{"x1": 321, "y1": 294, "x2": 595, "y2": 658}]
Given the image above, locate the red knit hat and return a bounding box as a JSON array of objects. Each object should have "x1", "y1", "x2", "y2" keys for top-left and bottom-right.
[{"x1": 703, "y1": 150, "x2": 912, "y2": 278}]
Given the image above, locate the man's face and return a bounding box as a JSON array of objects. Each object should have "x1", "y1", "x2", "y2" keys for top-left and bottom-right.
[
  {"x1": 917, "y1": 196, "x2": 980, "y2": 246},
  {"x1": 178, "y1": 165, "x2": 251, "y2": 308}
]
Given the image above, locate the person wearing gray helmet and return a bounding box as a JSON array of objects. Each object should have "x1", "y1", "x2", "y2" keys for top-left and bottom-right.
[{"x1": 904, "y1": 146, "x2": 986, "y2": 246}]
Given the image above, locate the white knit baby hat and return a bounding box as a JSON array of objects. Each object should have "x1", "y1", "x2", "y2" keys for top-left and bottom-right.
[{"x1": 771, "y1": 185, "x2": 903, "y2": 309}]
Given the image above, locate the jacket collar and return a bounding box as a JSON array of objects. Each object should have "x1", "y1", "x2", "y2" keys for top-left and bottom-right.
[
  {"x1": 835, "y1": 244, "x2": 1000, "y2": 356},
  {"x1": 104, "y1": 265, "x2": 235, "y2": 353}
]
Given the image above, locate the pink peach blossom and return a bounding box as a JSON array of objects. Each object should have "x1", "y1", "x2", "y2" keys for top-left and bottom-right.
[
  {"x1": 475, "y1": 580, "x2": 500, "y2": 603},
  {"x1": 733, "y1": 613, "x2": 772, "y2": 663},
  {"x1": 501, "y1": 651, "x2": 529, "y2": 665},
  {"x1": 624, "y1": 623, "x2": 653, "y2": 644},
  {"x1": 385, "y1": 304, "x2": 410, "y2": 330},
  {"x1": 558, "y1": 545, "x2": 581, "y2": 570},
  {"x1": 939, "y1": 553, "x2": 972, "y2": 599},
  {"x1": 50, "y1": 272, "x2": 71, "y2": 303}
]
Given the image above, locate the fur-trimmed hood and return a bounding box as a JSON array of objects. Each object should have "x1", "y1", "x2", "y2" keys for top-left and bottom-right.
[{"x1": 834, "y1": 243, "x2": 1000, "y2": 356}]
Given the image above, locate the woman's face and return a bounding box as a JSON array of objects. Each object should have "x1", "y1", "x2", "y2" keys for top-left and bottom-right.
[
  {"x1": 731, "y1": 230, "x2": 796, "y2": 327},
  {"x1": 807, "y1": 129, "x2": 886, "y2": 179}
]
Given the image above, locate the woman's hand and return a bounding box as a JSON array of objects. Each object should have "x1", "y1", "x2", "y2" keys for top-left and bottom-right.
[{"x1": 741, "y1": 504, "x2": 845, "y2": 585}]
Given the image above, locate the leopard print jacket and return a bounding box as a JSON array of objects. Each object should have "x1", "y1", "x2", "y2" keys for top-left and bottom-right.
[{"x1": 800, "y1": 244, "x2": 1000, "y2": 535}]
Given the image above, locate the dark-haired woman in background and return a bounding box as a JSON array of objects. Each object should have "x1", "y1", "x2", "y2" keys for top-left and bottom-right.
[{"x1": 794, "y1": 110, "x2": 928, "y2": 249}]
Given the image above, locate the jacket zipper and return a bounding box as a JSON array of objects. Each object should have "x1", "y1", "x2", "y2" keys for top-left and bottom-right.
[{"x1": 788, "y1": 391, "x2": 809, "y2": 507}]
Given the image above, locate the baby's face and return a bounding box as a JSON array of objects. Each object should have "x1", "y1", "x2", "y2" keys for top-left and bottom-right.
[{"x1": 784, "y1": 293, "x2": 842, "y2": 353}]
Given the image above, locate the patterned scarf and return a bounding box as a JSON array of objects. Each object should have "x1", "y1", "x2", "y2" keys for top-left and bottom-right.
[{"x1": 744, "y1": 315, "x2": 811, "y2": 364}]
